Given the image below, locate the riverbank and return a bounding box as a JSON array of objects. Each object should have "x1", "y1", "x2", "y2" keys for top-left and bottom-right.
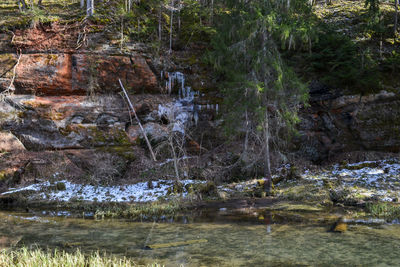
[{"x1": 1, "y1": 158, "x2": 400, "y2": 222}]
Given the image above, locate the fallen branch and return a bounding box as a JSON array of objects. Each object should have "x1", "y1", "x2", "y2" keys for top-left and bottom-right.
[{"x1": 119, "y1": 79, "x2": 157, "y2": 162}]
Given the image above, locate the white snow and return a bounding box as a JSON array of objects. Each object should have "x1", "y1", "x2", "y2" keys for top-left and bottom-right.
[
  {"x1": 1, "y1": 179, "x2": 205, "y2": 203},
  {"x1": 303, "y1": 159, "x2": 400, "y2": 202}
]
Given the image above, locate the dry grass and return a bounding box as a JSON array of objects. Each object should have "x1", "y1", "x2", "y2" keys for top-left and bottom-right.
[{"x1": 0, "y1": 247, "x2": 162, "y2": 267}]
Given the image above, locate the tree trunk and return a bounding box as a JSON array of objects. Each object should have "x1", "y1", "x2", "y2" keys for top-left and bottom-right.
[
  {"x1": 210, "y1": 0, "x2": 214, "y2": 24},
  {"x1": 81, "y1": 0, "x2": 85, "y2": 9},
  {"x1": 120, "y1": 18, "x2": 124, "y2": 50},
  {"x1": 395, "y1": 0, "x2": 398, "y2": 35},
  {"x1": 158, "y1": 4, "x2": 162, "y2": 41},
  {"x1": 177, "y1": 0, "x2": 181, "y2": 32},
  {"x1": 169, "y1": 135, "x2": 180, "y2": 181},
  {"x1": 91, "y1": 0, "x2": 94, "y2": 15},
  {"x1": 263, "y1": 110, "x2": 272, "y2": 193},
  {"x1": 87, "y1": 0, "x2": 94, "y2": 16},
  {"x1": 244, "y1": 109, "x2": 249, "y2": 154},
  {"x1": 169, "y1": 0, "x2": 175, "y2": 54},
  {"x1": 261, "y1": 28, "x2": 272, "y2": 193},
  {"x1": 86, "y1": 0, "x2": 91, "y2": 16}
]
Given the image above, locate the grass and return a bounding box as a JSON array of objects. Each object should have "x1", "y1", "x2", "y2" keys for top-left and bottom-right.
[
  {"x1": 0, "y1": 0, "x2": 81, "y2": 30},
  {"x1": 0, "y1": 247, "x2": 161, "y2": 267},
  {"x1": 93, "y1": 198, "x2": 185, "y2": 219},
  {"x1": 0, "y1": 193, "x2": 188, "y2": 220},
  {"x1": 365, "y1": 202, "x2": 400, "y2": 219}
]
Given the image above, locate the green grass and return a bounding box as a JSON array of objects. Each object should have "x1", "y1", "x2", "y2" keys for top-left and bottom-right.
[
  {"x1": 93, "y1": 199, "x2": 185, "y2": 219},
  {"x1": 0, "y1": 247, "x2": 161, "y2": 267},
  {"x1": 365, "y1": 202, "x2": 400, "y2": 219}
]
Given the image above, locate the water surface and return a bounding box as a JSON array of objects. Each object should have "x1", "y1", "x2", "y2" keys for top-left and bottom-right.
[{"x1": 1, "y1": 209, "x2": 400, "y2": 266}]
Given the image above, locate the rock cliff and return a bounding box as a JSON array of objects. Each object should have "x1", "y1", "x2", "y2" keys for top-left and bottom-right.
[{"x1": 0, "y1": 22, "x2": 399, "y2": 188}]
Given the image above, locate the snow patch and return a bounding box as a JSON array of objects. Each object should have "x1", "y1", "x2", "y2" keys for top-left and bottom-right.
[
  {"x1": 1, "y1": 180, "x2": 205, "y2": 203},
  {"x1": 303, "y1": 159, "x2": 400, "y2": 202}
]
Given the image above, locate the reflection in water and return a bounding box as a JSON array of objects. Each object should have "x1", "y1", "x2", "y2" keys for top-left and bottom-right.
[{"x1": 0, "y1": 210, "x2": 400, "y2": 266}]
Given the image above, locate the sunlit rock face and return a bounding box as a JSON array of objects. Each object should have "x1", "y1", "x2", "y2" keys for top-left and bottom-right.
[
  {"x1": 13, "y1": 53, "x2": 158, "y2": 95},
  {"x1": 0, "y1": 95, "x2": 174, "y2": 151}
]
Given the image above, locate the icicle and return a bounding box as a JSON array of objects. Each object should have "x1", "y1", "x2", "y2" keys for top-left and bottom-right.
[
  {"x1": 182, "y1": 86, "x2": 186, "y2": 100},
  {"x1": 157, "y1": 71, "x2": 203, "y2": 134},
  {"x1": 194, "y1": 111, "x2": 199, "y2": 126},
  {"x1": 186, "y1": 86, "x2": 191, "y2": 99},
  {"x1": 168, "y1": 74, "x2": 172, "y2": 95},
  {"x1": 194, "y1": 105, "x2": 199, "y2": 126}
]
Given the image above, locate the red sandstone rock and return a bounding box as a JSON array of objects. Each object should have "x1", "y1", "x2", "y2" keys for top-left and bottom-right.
[{"x1": 14, "y1": 53, "x2": 159, "y2": 95}]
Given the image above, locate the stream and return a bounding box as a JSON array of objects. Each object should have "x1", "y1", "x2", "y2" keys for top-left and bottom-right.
[{"x1": 1, "y1": 207, "x2": 400, "y2": 266}]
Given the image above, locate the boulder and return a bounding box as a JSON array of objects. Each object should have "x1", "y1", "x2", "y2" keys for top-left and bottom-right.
[
  {"x1": 127, "y1": 122, "x2": 169, "y2": 144},
  {"x1": 0, "y1": 131, "x2": 26, "y2": 152}
]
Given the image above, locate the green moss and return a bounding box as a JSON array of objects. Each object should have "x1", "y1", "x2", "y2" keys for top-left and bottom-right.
[
  {"x1": 92, "y1": 199, "x2": 185, "y2": 220},
  {"x1": 342, "y1": 161, "x2": 380, "y2": 170},
  {"x1": 276, "y1": 182, "x2": 331, "y2": 203},
  {"x1": 45, "y1": 54, "x2": 59, "y2": 66},
  {"x1": 98, "y1": 146, "x2": 135, "y2": 162},
  {"x1": 56, "y1": 182, "x2": 66, "y2": 191},
  {"x1": 0, "y1": 171, "x2": 9, "y2": 181},
  {"x1": 198, "y1": 181, "x2": 217, "y2": 196},
  {"x1": 265, "y1": 202, "x2": 325, "y2": 212},
  {"x1": 60, "y1": 125, "x2": 131, "y2": 147},
  {"x1": 88, "y1": 126, "x2": 131, "y2": 146}
]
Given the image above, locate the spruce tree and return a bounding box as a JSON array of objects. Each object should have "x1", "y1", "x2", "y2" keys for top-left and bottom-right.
[{"x1": 208, "y1": 0, "x2": 308, "y2": 192}]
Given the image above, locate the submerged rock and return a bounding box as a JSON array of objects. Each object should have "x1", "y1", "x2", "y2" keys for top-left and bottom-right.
[{"x1": 331, "y1": 218, "x2": 347, "y2": 233}]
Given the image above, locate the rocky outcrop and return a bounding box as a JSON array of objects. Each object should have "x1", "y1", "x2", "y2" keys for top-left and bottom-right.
[
  {"x1": 297, "y1": 90, "x2": 400, "y2": 162},
  {"x1": 0, "y1": 22, "x2": 171, "y2": 151},
  {"x1": 0, "y1": 131, "x2": 25, "y2": 152},
  {"x1": 127, "y1": 122, "x2": 169, "y2": 144},
  {"x1": 9, "y1": 53, "x2": 158, "y2": 95},
  {"x1": 0, "y1": 95, "x2": 173, "y2": 150}
]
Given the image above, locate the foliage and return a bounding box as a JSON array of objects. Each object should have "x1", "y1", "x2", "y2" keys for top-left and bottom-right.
[
  {"x1": 177, "y1": 0, "x2": 216, "y2": 46},
  {"x1": 0, "y1": 247, "x2": 160, "y2": 267},
  {"x1": 92, "y1": 0, "x2": 216, "y2": 46},
  {"x1": 381, "y1": 49, "x2": 400, "y2": 73},
  {"x1": 306, "y1": 31, "x2": 380, "y2": 94},
  {"x1": 207, "y1": 0, "x2": 309, "y2": 181}
]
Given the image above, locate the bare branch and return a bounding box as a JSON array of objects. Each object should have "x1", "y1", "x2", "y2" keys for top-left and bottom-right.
[{"x1": 1, "y1": 51, "x2": 22, "y2": 102}]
